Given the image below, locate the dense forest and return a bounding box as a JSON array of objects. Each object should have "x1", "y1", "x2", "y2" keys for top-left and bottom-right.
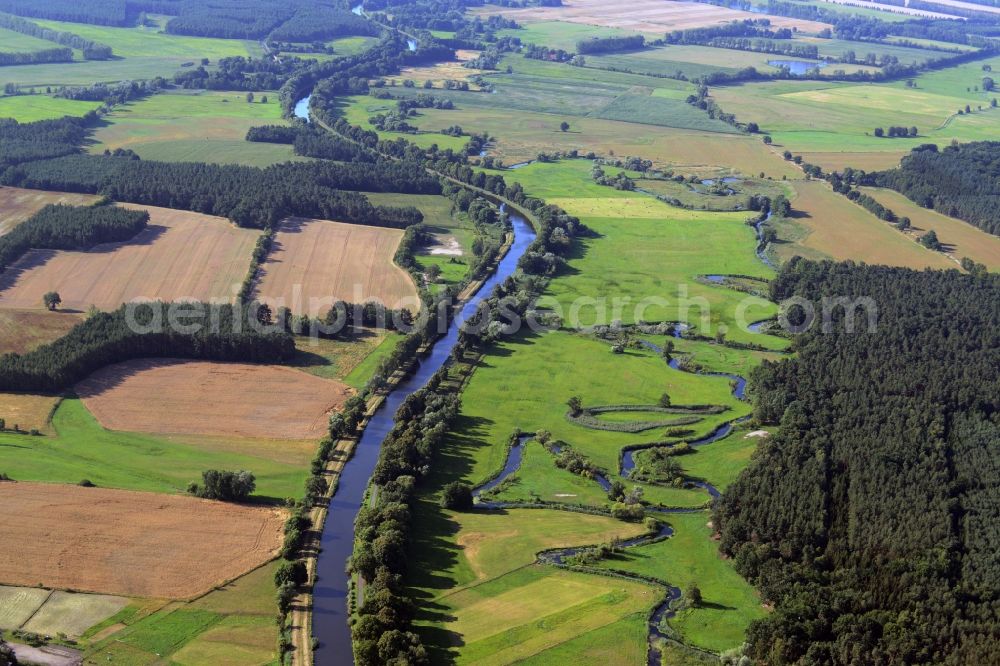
[
  {"x1": 267, "y1": 5, "x2": 377, "y2": 42},
  {"x1": 866, "y1": 142, "x2": 1000, "y2": 236},
  {"x1": 1, "y1": 154, "x2": 434, "y2": 229},
  {"x1": 0, "y1": 203, "x2": 147, "y2": 273},
  {"x1": 0, "y1": 115, "x2": 95, "y2": 168},
  {"x1": 0, "y1": 0, "x2": 127, "y2": 26},
  {"x1": 0, "y1": 302, "x2": 294, "y2": 392},
  {"x1": 575, "y1": 34, "x2": 645, "y2": 54},
  {"x1": 717, "y1": 259, "x2": 1000, "y2": 664},
  {"x1": 246, "y1": 124, "x2": 375, "y2": 162}
]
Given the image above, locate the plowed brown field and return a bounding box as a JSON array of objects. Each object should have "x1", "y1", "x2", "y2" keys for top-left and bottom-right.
[
  {"x1": 0, "y1": 186, "x2": 99, "y2": 236},
  {"x1": 76, "y1": 358, "x2": 354, "y2": 440},
  {"x1": 254, "y1": 217, "x2": 418, "y2": 316},
  {"x1": 0, "y1": 482, "x2": 285, "y2": 599},
  {"x1": 475, "y1": 0, "x2": 827, "y2": 33},
  {"x1": 0, "y1": 204, "x2": 260, "y2": 312}
]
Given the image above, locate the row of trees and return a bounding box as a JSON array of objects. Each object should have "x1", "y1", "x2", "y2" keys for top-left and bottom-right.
[
  {"x1": 0, "y1": 47, "x2": 73, "y2": 66},
  {"x1": 0, "y1": 203, "x2": 148, "y2": 273},
  {"x1": 0, "y1": 11, "x2": 113, "y2": 59},
  {"x1": 2, "y1": 153, "x2": 434, "y2": 229},
  {"x1": 717, "y1": 259, "x2": 1000, "y2": 664},
  {"x1": 173, "y1": 56, "x2": 305, "y2": 92},
  {"x1": 0, "y1": 302, "x2": 295, "y2": 392}
]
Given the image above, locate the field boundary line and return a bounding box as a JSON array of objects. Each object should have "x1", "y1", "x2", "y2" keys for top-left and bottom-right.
[{"x1": 17, "y1": 588, "x2": 53, "y2": 630}]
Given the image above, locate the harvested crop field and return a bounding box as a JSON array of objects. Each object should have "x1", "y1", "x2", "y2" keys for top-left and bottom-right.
[
  {"x1": 0, "y1": 482, "x2": 285, "y2": 599},
  {"x1": 783, "y1": 181, "x2": 955, "y2": 270},
  {"x1": 0, "y1": 204, "x2": 260, "y2": 312},
  {"x1": 0, "y1": 393, "x2": 60, "y2": 433},
  {"x1": 395, "y1": 49, "x2": 485, "y2": 84},
  {"x1": 475, "y1": 0, "x2": 827, "y2": 33},
  {"x1": 0, "y1": 309, "x2": 81, "y2": 355},
  {"x1": 77, "y1": 358, "x2": 354, "y2": 440},
  {"x1": 0, "y1": 186, "x2": 99, "y2": 235},
  {"x1": 254, "y1": 217, "x2": 418, "y2": 315}
]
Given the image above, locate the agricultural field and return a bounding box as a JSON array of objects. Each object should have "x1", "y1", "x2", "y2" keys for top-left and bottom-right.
[
  {"x1": 0, "y1": 94, "x2": 102, "y2": 122},
  {"x1": 0, "y1": 309, "x2": 81, "y2": 355},
  {"x1": 254, "y1": 217, "x2": 418, "y2": 315},
  {"x1": 473, "y1": 0, "x2": 829, "y2": 33},
  {"x1": 77, "y1": 358, "x2": 355, "y2": 440},
  {"x1": 0, "y1": 204, "x2": 261, "y2": 312},
  {"x1": 0, "y1": 392, "x2": 60, "y2": 433},
  {"x1": 0, "y1": 186, "x2": 100, "y2": 235},
  {"x1": 776, "y1": 179, "x2": 956, "y2": 269},
  {"x1": 859, "y1": 186, "x2": 1000, "y2": 269},
  {"x1": 0, "y1": 27, "x2": 58, "y2": 53},
  {"x1": 496, "y1": 21, "x2": 654, "y2": 52},
  {"x1": 407, "y1": 506, "x2": 651, "y2": 662},
  {"x1": 91, "y1": 90, "x2": 304, "y2": 166},
  {"x1": 394, "y1": 49, "x2": 486, "y2": 85},
  {"x1": 0, "y1": 18, "x2": 259, "y2": 88},
  {"x1": 0, "y1": 482, "x2": 284, "y2": 598},
  {"x1": 711, "y1": 69, "x2": 1000, "y2": 161},
  {"x1": 0, "y1": 398, "x2": 315, "y2": 499}
]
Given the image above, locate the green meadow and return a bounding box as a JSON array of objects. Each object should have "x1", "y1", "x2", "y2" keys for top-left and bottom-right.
[
  {"x1": 0, "y1": 27, "x2": 60, "y2": 53},
  {"x1": 90, "y1": 89, "x2": 304, "y2": 166},
  {"x1": 0, "y1": 399, "x2": 313, "y2": 501},
  {"x1": 593, "y1": 511, "x2": 766, "y2": 652},
  {"x1": 0, "y1": 94, "x2": 102, "y2": 122},
  {"x1": 0, "y1": 21, "x2": 258, "y2": 88},
  {"x1": 500, "y1": 160, "x2": 782, "y2": 345},
  {"x1": 333, "y1": 94, "x2": 469, "y2": 151},
  {"x1": 497, "y1": 21, "x2": 653, "y2": 52}
]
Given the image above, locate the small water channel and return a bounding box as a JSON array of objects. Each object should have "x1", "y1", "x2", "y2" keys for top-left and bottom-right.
[{"x1": 768, "y1": 59, "x2": 830, "y2": 75}]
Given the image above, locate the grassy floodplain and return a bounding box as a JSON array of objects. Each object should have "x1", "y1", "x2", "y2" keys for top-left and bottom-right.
[{"x1": 406, "y1": 149, "x2": 789, "y2": 660}]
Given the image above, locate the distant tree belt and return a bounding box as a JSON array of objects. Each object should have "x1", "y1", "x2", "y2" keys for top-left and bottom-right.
[
  {"x1": 864, "y1": 142, "x2": 1000, "y2": 236},
  {"x1": 0, "y1": 0, "x2": 127, "y2": 25},
  {"x1": 0, "y1": 302, "x2": 295, "y2": 392},
  {"x1": 0, "y1": 12, "x2": 113, "y2": 59},
  {"x1": 173, "y1": 56, "x2": 303, "y2": 92},
  {"x1": 1, "y1": 155, "x2": 437, "y2": 229},
  {"x1": 0, "y1": 203, "x2": 147, "y2": 273},
  {"x1": 267, "y1": 6, "x2": 377, "y2": 41},
  {"x1": 0, "y1": 47, "x2": 73, "y2": 66},
  {"x1": 246, "y1": 125, "x2": 375, "y2": 162},
  {"x1": 716, "y1": 259, "x2": 1000, "y2": 664},
  {"x1": 0, "y1": 115, "x2": 94, "y2": 168},
  {"x1": 575, "y1": 34, "x2": 645, "y2": 54},
  {"x1": 280, "y1": 34, "x2": 454, "y2": 115}
]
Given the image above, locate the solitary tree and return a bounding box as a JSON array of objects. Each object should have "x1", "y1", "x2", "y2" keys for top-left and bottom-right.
[
  {"x1": 659, "y1": 392, "x2": 671, "y2": 408},
  {"x1": 873, "y1": 127, "x2": 884, "y2": 137},
  {"x1": 246, "y1": 92, "x2": 254, "y2": 103},
  {"x1": 762, "y1": 135, "x2": 772, "y2": 145},
  {"x1": 686, "y1": 584, "x2": 703, "y2": 607},
  {"x1": 440, "y1": 481, "x2": 473, "y2": 510},
  {"x1": 426, "y1": 264, "x2": 442, "y2": 282},
  {"x1": 261, "y1": 95, "x2": 268, "y2": 103},
  {"x1": 567, "y1": 395, "x2": 583, "y2": 416},
  {"x1": 43, "y1": 292, "x2": 61, "y2": 311},
  {"x1": 559, "y1": 121, "x2": 570, "y2": 132}
]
